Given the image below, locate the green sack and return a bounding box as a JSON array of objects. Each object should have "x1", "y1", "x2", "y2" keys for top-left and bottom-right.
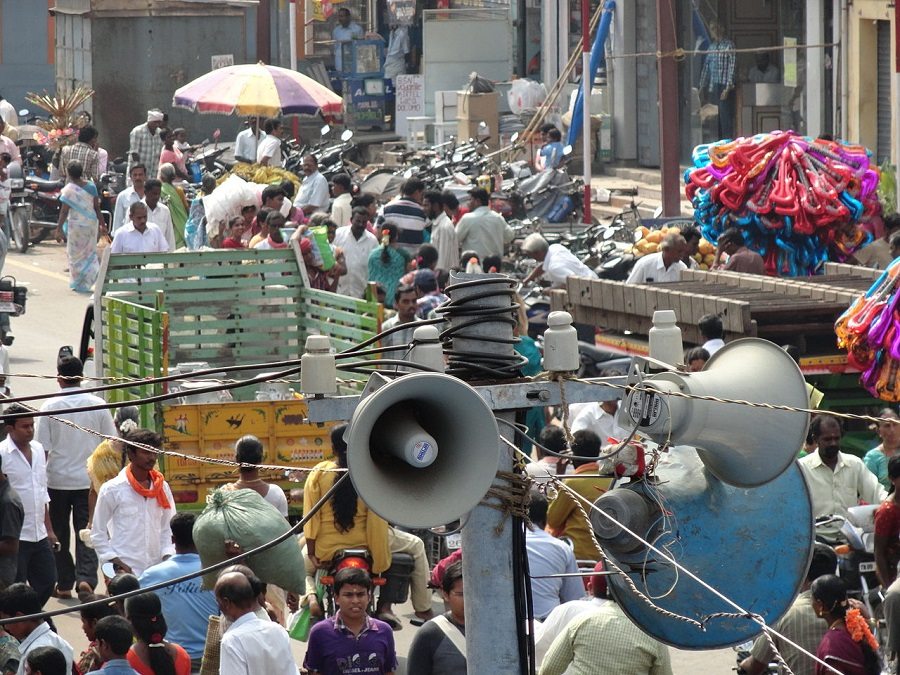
[
  {"x1": 310, "y1": 227, "x2": 335, "y2": 271},
  {"x1": 193, "y1": 488, "x2": 305, "y2": 594},
  {"x1": 288, "y1": 606, "x2": 312, "y2": 642}
]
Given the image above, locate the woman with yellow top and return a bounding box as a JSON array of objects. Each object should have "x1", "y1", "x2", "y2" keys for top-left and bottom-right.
[{"x1": 303, "y1": 424, "x2": 391, "y2": 611}]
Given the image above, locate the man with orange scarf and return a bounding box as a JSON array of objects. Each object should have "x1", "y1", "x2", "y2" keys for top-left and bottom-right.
[{"x1": 90, "y1": 429, "x2": 175, "y2": 577}]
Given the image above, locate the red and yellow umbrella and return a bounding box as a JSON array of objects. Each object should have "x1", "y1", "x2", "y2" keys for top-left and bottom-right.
[{"x1": 172, "y1": 62, "x2": 342, "y2": 117}]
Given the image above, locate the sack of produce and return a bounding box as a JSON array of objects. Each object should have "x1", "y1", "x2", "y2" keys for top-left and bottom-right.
[{"x1": 193, "y1": 488, "x2": 304, "y2": 593}]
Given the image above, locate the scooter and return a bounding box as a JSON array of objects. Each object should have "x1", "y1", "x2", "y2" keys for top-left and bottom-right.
[{"x1": 7, "y1": 161, "x2": 63, "y2": 252}]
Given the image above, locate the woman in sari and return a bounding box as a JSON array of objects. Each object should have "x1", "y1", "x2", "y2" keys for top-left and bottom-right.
[
  {"x1": 811, "y1": 574, "x2": 881, "y2": 675},
  {"x1": 56, "y1": 160, "x2": 103, "y2": 293},
  {"x1": 158, "y1": 163, "x2": 189, "y2": 248}
]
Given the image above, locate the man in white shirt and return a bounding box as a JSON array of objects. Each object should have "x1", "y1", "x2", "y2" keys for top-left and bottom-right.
[
  {"x1": 234, "y1": 118, "x2": 265, "y2": 163},
  {"x1": 111, "y1": 164, "x2": 147, "y2": 234},
  {"x1": 256, "y1": 118, "x2": 284, "y2": 168},
  {"x1": 571, "y1": 400, "x2": 630, "y2": 445},
  {"x1": 456, "y1": 188, "x2": 514, "y2": 260},
  {"x1": 333, "y1": 207, "x2": 378, "y2": 299},
  {"x1": 142, "y1": 179, "x2": 175, "y2": 251},
  {"x1": 424, "y1": 191, "x2": 459, "y2": 272},
  {"x1": 698, "y1": 313, "x2": 725, "y2": 356},
  {"x1": 0, "y1": 583, "x2": 74, "y2": 675},
  {"x1": 521, "y1": 233, "x2": 598, "y2": 288},
  {"x1": 798, "y1": 414, "x2": 886, "y2": 539},
  {"x1": 110, "y1": 203, "x2": 169, "y2": 254},
  {"x1": 0, "y1": 95, "x2": 17, "y2": 128},
  {"x1": 526, "y1": 492, "x2": 584, "y2": 620},
  {"x1": 36, "y1": 355, "x2": 116, "y2": 599},
  {"x1": 625, "y1": 233, "x2": 688, "y2": 284},
  {"x1": 215, "y1": 571, "x2": 296, "y2": 675},
  {"x1": 330, "y1": 173, "x2": 353, "y2": 226},
  {"x1": 0, "y1": 404, "x2": 59, "y2": 608},
  {"x1": 295, "y1": 155, "x2": 330, "y2": 215},
  {"x1": 91, "y1": 429, "x2": 175, "y2": 577},
  {"x1": 332, "y1": 7, "x2": 364, "y2": 71}
]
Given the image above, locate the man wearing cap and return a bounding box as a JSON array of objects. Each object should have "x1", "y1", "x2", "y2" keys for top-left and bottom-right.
[
  {"x1": 413, "y1": 269, "x2": 448, "y2": 320},
  {"x1": 521, "y1": 233, "x2": 598, "y2": 288},
  {"x1": 36, "y1": 355, "x2": 116, "y2": 599},
  {"x1": 127, "y1": 110, "x2": 164, "y2": 181}
]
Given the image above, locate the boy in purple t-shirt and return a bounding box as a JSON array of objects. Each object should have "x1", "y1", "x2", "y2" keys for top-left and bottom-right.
[{"x1": 304, "y1": 568, "x2": 398, "y2": 675}]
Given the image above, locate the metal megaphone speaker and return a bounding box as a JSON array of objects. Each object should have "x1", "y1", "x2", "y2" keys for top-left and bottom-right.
[
  {"x1": 346, "y1": 373, "x2": 500, "y2": 528},
  {"x1": 591, "y1": 446, "x2": 813, "y2": 648},
  {"x1": 617, "y1": 337, "x2": 810, "y2": 487}
]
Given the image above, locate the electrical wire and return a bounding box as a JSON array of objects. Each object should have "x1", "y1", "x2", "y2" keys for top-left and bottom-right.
[{"x1": 0, "y1": 472, "x2": 350, "y2": 624}]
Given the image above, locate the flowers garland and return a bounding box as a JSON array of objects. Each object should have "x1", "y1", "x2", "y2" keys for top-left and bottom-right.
[{"x1": 846, "y1": 607, "x2": 878, "y2": 651}]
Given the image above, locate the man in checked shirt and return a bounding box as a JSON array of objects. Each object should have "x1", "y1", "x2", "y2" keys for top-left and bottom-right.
[{"x1": 699, "y1": 21, "x2": 736, "y2": 140}]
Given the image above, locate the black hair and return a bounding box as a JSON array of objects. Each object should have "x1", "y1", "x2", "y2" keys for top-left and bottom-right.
[
  {"x1": 482, "y1": 255, "x2": 502, "y2": 273},
  {"x1": 888, "y1": 456, "x2": 900, "y2": 495},
  {"x1": 331, "y1": 173, "x2": 352, "y2": 191},
  {"x1": 144, "y1": 178, "x2": 162, "y2": 193},
  {"x1": 548, "y1": 128, "x2": 562, "y2": 141},
  {"x1": 379, "y1": 222, "x2": 398, "y2": 264},
  {"x1": 257, "y1": 207, "x2": 273, "y2": 226},
  {"x1": 123, "y1": 428, "x2": 162, "y2": 454},
  {"x1": 130, "y1": 163, "x2": 147, "y2": 176},
  {"x1": 571, "y1": 429, "x2": 601, "y2": 467},
  {"x1": 539, "y1": 123, "x2": 557, "y2": 134},
  {"x1": 66, "y1": 160, "x2": 84, "y2": 181},
  {"x1": 807, "y1": 542, "x2": 837, "y2": 582},
  {"x1": 2, "y1": 403, "x2": 34, "y2": 428},
  {"x1": 241, "y1": 204, "x2": 257, "y2": 215},
  {"x1": 885, "y1": 213, "x2": 900, "y2": 232},
  {"x1": 423, "y1": 190, "x2": 443, "y2": 207},
  {"x1": 468, "y1": 187, "x2": 490, "y2": 206},
  {"x1": 684, "y1": 347, "x2": 710, "y2": 365},
  {"x1": 263, "y1": 118, "x2": 281, "y2": 134},
  {"x1": 401, "y1": 178, "x2": 425, "y2": 197},
  {"x1": 416, "y1": 244, "x2": 439, "y2": 269},
  {"x1": 394, "y1": 283, "x2": 416, "y2": 305},
  {"x1": 680, "y1": 224, "x2": 702, "y2": 243},
  {"x1": 351, "y1": 193, "x2": 376, "y2": 209},
  {"x1": 351, "y1": 206, "x2": 369, "y2": 221},
  {"x1": 25, "y1": 647, "x2": 67, "y2": 675},
  {"x1": 809, "y1": 414, "x2": 841, "y2": 440},
  {"x1": 235, "y1": 435, "x2": 264, "y2": 468},
  {"x1": 441, "y1": 560, "x2": 463, "y2": 594},
  {"x1": 279, "y1": 179, "x2": 296, "y2": 200},
  {"x1": 170, "y1": 511, "x2": 196, "y2": 550},
  {"x1": 107, "y1": 573, "x2": 140, "y2": 600},
  {"x1": 537, "y1": 426, "x2": 567, "y2": 458},
  {"x1": 698, "y1": 313, "x2": 723, "y2": 340},
  {"x1": 442, "y1": 191, "x2": 460, "y2": 210},
  {"x1": 0, "y1": 583, "x2": 41, "y2": 616},
  {"x1": 79, "y1": 594, "x2": 118, "y2": 622},
  {"x1": 78, "y1": 126, "x2": 98, "y2": 144},
  {"x1": 261, "y1": 185, "x2": 285, "y2": 204},
  {"x1": 125, "y1": 592, "x2": 175, "y2": 675},
  {"x1": 810, "y1": 575, "x2": 880, "y2": 675},
  {"x1": 330, "y1": 424, "x2": 359, "y2": 532},
  {"x1": 94, "y1": 615, "x2": 134, "y2": 657},
  {"x1": 57, "y1": 355, "x2": 84, "y2": 379},
  {"x1": 528, "y1": 491, "x2": 548, "y2": 529},
  {"x1": 114, "y1": 406, "x2": 140, "y2": 433},
  {"x1": 333, "y1": 567, "x2": 373, "y2": 595}
]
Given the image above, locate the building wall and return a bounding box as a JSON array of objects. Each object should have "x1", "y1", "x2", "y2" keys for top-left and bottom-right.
[
  {"x1": 846, "y1": 0, "x2": 893, "y2": 160},
  {"x1": 635, "y1": 0, "x2": 659, "y2": 167},
  {"x1": 0, "y1": 0, "x2": 55, "y2": 111}
]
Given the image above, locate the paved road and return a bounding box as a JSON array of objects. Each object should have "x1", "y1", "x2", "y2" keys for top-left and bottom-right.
[{"x1": 8, "y1": 241, "x2": 738, "y2": 673}]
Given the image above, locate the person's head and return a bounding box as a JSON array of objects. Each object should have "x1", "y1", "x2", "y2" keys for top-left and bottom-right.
[
  {"x1": 520, "y1": 233, "x2": 550, "y2": 263},
  {"x1": 66, "y1": 160, "x2": 84, "y2": 182},
  {"x1": 144, "y1": 178, "x2": 162, "y2": 208},
  {"x1": 323, "y1": 218, "x2": 338, "y2": 243},
  {"x1": 810, "y1": 414, "x2": 842, "y2": 460},
  {"x1": 754, "y1": 51, "x2": 771, "y2": 72},
  {"x1": 441, "y1": 560, "x2": 464, "y2": 624},
  {"x1": 126, "y1": 592, "x2": 175, "y2": 675},
  {"x1": 78, "y1": 125, "x2": 99, "y2": 148},
  {"x1": 571, "y1": 429, "x2": 602, "y2": 468},
  {"x1": 146, "y1": 109, "x2": 164, "y2": 133},
  {"x1": 57, "y1": 354, "x2": 84, "y2": 387},
  {"x1": 806, "y1": 542, "x2": 837, "y2": 588},
  {"x1": 241, "y1": 204, "x2": 257, "y2": 224},
  {"x1": 235, "y1": 434, "x2": 264, "y2": 472},
  {"x1": 660, "y1": 233, "x2": 688, "y2": 266},
  {"x1": 394, "y1": 284, "x2": 417, "y2": 323},
  {"x1": 527, "y1": 490, "x2": 549, "y2": 529},
  {"x1": 415, "y1": 244, "x2": 439, "y2": 271},
  {"x1": 379, "y1": 222, "x2": 399, "y2": 264},
  {"x1": 888, "y1": 455, "x2": 900, "y2": 496},
  {"x1": 709, "y1": 21, "x2": 725, "y2": 41},
  {"x1": 302, "y1": 154, "x2": 318, "y2": 176},
  {"x1": 468, "y1": 187, "x2": 490, "y2": 209},
  {"x1": 539, "y1": 123, "x2": 556, "y2": 143},
  {"x1": 129, "y1": 163, "x2": 147, "y2": 188},
  {"x1": 483, "y1": 255, "x2": 502, "y2": 274},
  {"x1": 586, "y1": 560, "x2": 608, "y2": 599},
  {"x1": 337, "y1": 7, "x2": 352, "y2": 26},
  {"x1": 401, "y1": 178, "x2": 425, "y2": 203},
  {"x1": 170, "y1": 511, "x2": 197, "y2": 553},
  {"x1": 201, "y1": 173, "x2": 217, "y2": 195},
  {"x1": 79, "y1": 594, "x2": 118, "y2": 642},
  {"x1": 23, "y1": 647, "x2": 67, "y2": 675},
  {"x1": 219, "y1": 564, "x2": 266, "y2": 605},
  {"x1": 876, "y1": 408, "x2": 900, "y2": 451},
  {"x1": 547, "y1": 128, "x2": 562, "y2": 142},
  {"x1": 93, "y1": 615, "x2": 134, "y2": 662},
  {"x1": 226, "y1": 216, "x2": 245, "y2": 241},
  {"x1": 129, "y1": 201, "x2": 149, "y2": 231},
  {"x1": 0, "y1": 583, "x2": 42, "y2": 640},
  {"x1": 414, "y1": 269, "x2": 438, "y2": 296},
  {"x1": 685, "y1": 346, "x2": 710, "y2": 372},
  {"x1": 329, "y1": 423, "x2": 360, "y2": 531},
  {"x1": 717, "y1": 228, "x2": 745, "y2": 256},
  {"x1": 889, "y1": 230, "x2": 900, "y2": 260},
  {"x1": 331, "y1": 173, "x2": 352, "y2": 197},
  {"x1": 173, "y1": 128, "x2": 187, "y2": 143},
  {"x1": 266, "y1": 211, "x2": 286, "y2": 240},
  {"x1": 158, "y1": 162, "x2": 176, "y2": 183},
  {"x1": 3, "y1": 404, "x2": 35, "y2": 447},
  {"x1": 333, "y1": 568, "x2": 372, "y2": 622},
  {"x1": 352, "y1": 192, "x2": 377, "y2": 218},
  {"x1": 263, "y1": 118, "x2": 282, "y2": 137},
  {"x1": 698, "y1": 313, "x2": 724, "y2": 341},
  {"x1": 214, "y1": 571, "x2": 257, "y2": 621},
  {"x1": 160, "y1": 128, "x2": 174, "y2": 149},
  {"x1": 537, "y1": 425, "x2": 567, "y2": 460},
  {"x1": 123, "y1": 428, "x2": 162, "y2": 473},
  {"x1": 106, "y1": 573, "x2": 140, "y2": 616},
  {"x1": 423, "y1": 190, "x2": 443, "y2": 219},
  {"x1": 350, "y1": 206, "x2": 369, "y2": 236},
  {"x1": 811, "y1": 574, "x2": 848, "y2": 621},
  {"x1": 680, "y1": 225, "x2": 702, "y2": 257},
  {"x1": 261, "y1": 185, "x2": 285, "y2": 210},
  {"x1": 442, "y1": 191, "x2": 460, "y2": 214}
]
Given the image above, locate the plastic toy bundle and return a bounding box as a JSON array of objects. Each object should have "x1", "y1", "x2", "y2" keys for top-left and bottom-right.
[
  {"x1": 835, "y1": 259, "x2": 900, "y2": 401},
  {"x1": 684, "y1": 131, "x2": 879, "y2": 276}
]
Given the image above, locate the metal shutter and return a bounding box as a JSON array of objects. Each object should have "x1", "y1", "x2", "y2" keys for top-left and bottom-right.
[{"x1": 877, "y1": 20, "x2": 891, "y2": 164}]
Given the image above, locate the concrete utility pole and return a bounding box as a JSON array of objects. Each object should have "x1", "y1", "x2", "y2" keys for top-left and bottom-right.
[
  {"x1": 582, "y1": 0, "x2": 593, "y2": 225},
  {"x1": 657, "y1": 0, "x2": 681, "y2": 216}
]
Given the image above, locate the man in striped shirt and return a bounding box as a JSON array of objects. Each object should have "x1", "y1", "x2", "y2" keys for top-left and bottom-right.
[{"x1": 381, "y1": 178, "x2": 426, "y2": 252}]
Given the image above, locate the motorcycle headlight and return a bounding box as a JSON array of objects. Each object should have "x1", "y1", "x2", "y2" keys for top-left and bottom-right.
[{"x1": 8, "y1": 179, "x2": 23, "y2": 189}]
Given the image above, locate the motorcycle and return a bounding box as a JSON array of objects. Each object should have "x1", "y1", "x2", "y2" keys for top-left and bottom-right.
[
  {"x1": 7, "y1": 161, "x2": 63, "y2": 252},
  {"x1": 316, "y1": 547, "x2": 414, "y2": 619},
  {"x1": 815, "y1": 508, "x2": 881, "y2": 617}
]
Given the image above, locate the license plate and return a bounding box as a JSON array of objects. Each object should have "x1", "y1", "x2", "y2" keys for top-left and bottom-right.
[
  {"x1": 859, "y1": 561, "x2": 876, "y2": 573},
  {"x1": 446, "y1": 533, "x2": 462, "y2": 550}
]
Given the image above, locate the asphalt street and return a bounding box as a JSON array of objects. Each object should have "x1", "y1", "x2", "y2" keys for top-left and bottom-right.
[{"x1": 9, "y1": 241, "x2": 737, "y2": 673}]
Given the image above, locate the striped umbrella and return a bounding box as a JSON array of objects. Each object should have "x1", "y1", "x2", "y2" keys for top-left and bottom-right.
[{"x1": 172, "y1": 62, "x2": 343, "y2": 117}]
